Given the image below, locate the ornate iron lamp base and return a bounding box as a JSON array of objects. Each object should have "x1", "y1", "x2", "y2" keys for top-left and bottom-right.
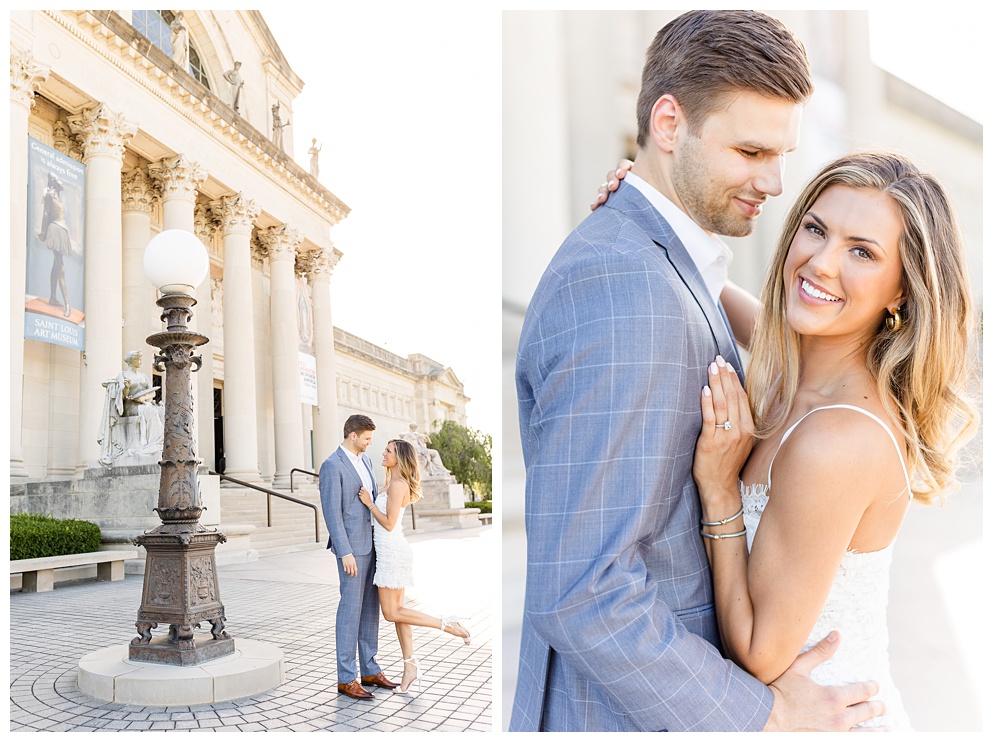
[
  {"x1": 130, "y1": 528, "x2": 234, "y2": 666},
  {"x1": 129, "y1": 634, "x2": 236, "y2": 666}
]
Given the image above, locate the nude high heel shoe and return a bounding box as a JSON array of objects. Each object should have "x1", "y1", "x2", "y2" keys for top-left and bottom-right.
[
  {"x1": 393, "y1": 656, "x2": 420, "y2": 695},
  {"x1": 441, "y1": 615, "x2": 471, "y2": 646}
]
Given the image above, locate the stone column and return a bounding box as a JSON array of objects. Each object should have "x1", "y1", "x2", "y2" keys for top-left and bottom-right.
[
  {"x1": 69, "y1": 104, "x2": 137, "y2": 471},
  {"x1": 10, "y1": 49, "x2": 50, "y2": 478},
  {"x1": 211, "y1": 194, "x2": 262, "y2": 482},
  {"x1": 195, "y1": 205, "x2": 219, "y2": 471},
  {"x1": 121, "y1": 166, "x2": 156, "y2": 372},
  {"x1": 149, "y1": 154, "x2": 212, "y2": 465},
  {"x1": 259, "y1": 225, "x2": 304, "y2": 489},
  {"x1": 309, "y1": 247, "x2": 342, "y2": 463}
]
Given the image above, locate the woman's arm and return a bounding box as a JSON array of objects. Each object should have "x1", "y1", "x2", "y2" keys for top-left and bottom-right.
[
  {"x1": 694, "y1": 363, "x2": 883, "y2": 683},
  {"x1": 720, "y1": 281, "x2": 761, "y2": 351},
  {"x1": 359, "y1": 481, "x2": 408, "y2": 532}
]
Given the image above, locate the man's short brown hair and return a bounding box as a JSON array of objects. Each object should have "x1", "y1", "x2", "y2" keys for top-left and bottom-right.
[
  {"x1": 343, "y1": 414, "x2": 375, "y2": 438},
  {"x1": 636, "y1": 10, "x2": 813, "y2": 147}
]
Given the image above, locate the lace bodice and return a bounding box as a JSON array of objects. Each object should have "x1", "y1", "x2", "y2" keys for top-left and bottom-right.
[
  {"x1": 372, "y1": 491, "x2": 405, "y2": 534},
  {"x1": 736, "y1": 405, "x2": 913, "y2": 730},
  {"x1": 372, "y1": 491, "x2": 413, "y2": 589}
]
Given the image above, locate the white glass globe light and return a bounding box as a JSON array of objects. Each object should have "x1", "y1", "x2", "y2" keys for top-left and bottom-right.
[{"x1": 144, "y1": 229, "x2": 209, "y2": 295}]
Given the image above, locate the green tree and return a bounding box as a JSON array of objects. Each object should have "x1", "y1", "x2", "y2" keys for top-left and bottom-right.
[{"x1": 427, "y1": 420, "x2": 492, "y2": 500}]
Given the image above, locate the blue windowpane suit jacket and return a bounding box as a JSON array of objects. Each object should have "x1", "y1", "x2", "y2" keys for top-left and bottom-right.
[{"x1": 511, "y1": 181, "x2": 772, "y2": 732}]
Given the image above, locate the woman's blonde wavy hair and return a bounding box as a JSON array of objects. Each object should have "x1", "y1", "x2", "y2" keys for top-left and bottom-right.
[
  {"x1": 386, "y1": 439, "x2": 422, "y2": 503},
  {"x1": 747, "y1": 151, "x2": 978, "y2": 504}
]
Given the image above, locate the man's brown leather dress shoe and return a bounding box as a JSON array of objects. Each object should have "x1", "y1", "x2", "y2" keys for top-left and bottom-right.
[
  {"x1": 361, "y1": 672, "x2": 399, "y2": 689},
  {"x1": 337, "y1": 679, "x2": 375, "y2": 700}
]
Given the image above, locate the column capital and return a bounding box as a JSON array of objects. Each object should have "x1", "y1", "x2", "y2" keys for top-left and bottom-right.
[
  {"x1": 306, "y1": 247, "x2": 343, "y2": 282},
  {"x1": 68, "y1": 104, "x2": 137, "y2": 161},
  {"x1": 10, "y1": 48, "x2": 49, "y2": 109},
  {"x1": 258, "y1": 224, "x2": 302, "y2": 264},
  {"x1": 194, "y1": 202, "x2": 219, "y2": 252},
  {"x1": 52, "y1": 117, "x2": 84, "y2": 161},
  {"x1": 121, "y1": 166, "x2": 156, "y2": 214},
  {"x1": 148, "y1": 153, "x2": 206, "y2": 203},
  {"x1": 210, "y1": 192, "x2": 260, "y2": 236}
]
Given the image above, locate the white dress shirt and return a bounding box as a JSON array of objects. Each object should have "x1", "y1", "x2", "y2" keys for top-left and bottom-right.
[
  {"x1": 625, "y1": 172, "x2": 732, "y2": 305},
  {"x1": 339, "y1": 444, "x2": 374, "y2": 493}
]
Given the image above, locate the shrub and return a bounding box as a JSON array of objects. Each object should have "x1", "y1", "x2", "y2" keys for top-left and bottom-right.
[
  {"x1": 10, "y1": 513, "x2": 102, "y2": 561},
  {"x1": 465, "y1": 500, "x2": 492, "y2": 514},
  {"x1": 429, "y1": 421, "x2": 492, "y2": 499}
]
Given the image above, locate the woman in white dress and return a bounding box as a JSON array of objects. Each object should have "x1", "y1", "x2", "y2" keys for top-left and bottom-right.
[
  {"x1": 358, "y1": 438, "x2": 471, "y2": 695},
  {"x1": 692, "y1": 152, "x2": 977, "y2": 730},
  {"x1": 600, "y1": 151, "x2": 977, "y2": 729}
]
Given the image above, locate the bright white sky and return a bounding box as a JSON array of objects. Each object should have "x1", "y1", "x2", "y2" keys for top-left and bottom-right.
[
  {"x1": 263, "y1": 7, "x2": 502, "y2": 436},
  {"x1": 262, "y1": 7, "x2": 985, "y2": 439},
  {"x1": 867, "y1": 8, "x2": 985, "y2": 124}
]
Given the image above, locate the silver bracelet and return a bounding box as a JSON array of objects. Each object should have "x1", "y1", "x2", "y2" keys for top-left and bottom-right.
[
  {"x1": 700, "y1": 528, "x2": 747, "y2": 540},
  {"x1": 700, "y1": 505, "x2": 744, "y2": 528}
]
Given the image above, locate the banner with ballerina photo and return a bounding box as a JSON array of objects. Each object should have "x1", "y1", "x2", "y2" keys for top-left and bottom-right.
[{"x1": 25, "y1": 136, "x2": 87, "y2": 350}]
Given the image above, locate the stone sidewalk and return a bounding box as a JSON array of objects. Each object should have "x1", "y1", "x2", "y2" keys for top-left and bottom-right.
[{"x1": 9, "y1": 525, "x2": 494, "y2": 732}]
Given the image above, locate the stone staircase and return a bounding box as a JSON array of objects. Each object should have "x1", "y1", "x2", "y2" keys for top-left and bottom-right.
[
  {"x1": 218, "y1": 480, "x2": 454, "y2": 558},
  {"x1": 219, "y1": 482, "x2": 327, "y2": 558}
]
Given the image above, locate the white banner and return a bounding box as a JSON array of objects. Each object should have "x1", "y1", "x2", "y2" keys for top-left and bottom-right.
[{"x1": 299, "y1": 352, "x2": 318, "y2": 405}]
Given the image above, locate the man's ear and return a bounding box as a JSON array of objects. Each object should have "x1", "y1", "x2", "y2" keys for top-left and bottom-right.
[{"x1": 649, "y1": 94, "x2": 683, "y2": 153}]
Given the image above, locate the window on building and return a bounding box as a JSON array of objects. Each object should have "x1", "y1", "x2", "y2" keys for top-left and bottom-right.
[
  {"x1": 132, "y1": 10, "x2": 211, "y2": 89},
  {"x1": 188, "y1": 45, "x2": 210, "y2": 88}
]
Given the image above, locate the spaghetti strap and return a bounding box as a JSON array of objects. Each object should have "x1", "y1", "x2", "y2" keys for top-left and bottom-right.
[{"x1": 766, "y1": 404, "x2": 912, "y2": 500}]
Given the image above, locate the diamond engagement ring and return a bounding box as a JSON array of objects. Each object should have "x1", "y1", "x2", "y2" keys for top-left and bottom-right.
[{"x1": 716, "y1": 421, "x2": 732, "y2": 431}]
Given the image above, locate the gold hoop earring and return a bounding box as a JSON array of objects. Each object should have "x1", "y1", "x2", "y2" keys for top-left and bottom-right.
[{"x1": 885, "y1": 307, "x2": 902, "y2": 332}]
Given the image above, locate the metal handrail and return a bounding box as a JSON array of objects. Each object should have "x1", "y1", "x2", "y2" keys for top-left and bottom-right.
[
  {"x1": 209, "y1": 471, "x2": 321, "y2": 544},
  {"x1": 289, "y1": 467, "x2": 318, "y2": 493}
]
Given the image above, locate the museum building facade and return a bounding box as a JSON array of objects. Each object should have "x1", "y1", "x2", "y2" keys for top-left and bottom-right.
[{"x1": 10, "y1": 9, "x2": 468, "y2": 489}]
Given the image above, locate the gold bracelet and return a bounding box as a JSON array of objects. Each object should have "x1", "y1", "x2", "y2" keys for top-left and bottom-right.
[
  {"x1": 700, "y1": 505, "x2": 744, "y2": 528},
  {"x1": 700, "y1": 528, "x2": 747, "y2": 540}
]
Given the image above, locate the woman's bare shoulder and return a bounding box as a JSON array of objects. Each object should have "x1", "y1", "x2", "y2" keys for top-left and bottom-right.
[
  {"x1": 774, "y1": 406, "x2": 906, "y2": 503},
  {"x1": 386, "y1": 478, "x2": 411, "y2": 498}
]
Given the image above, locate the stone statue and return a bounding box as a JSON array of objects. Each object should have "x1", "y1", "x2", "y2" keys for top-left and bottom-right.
[
  {"x1": 308, "y1": 138, "x2": 321, "y2": 177},
  {"x1": 223, "y1": 61, "x2": 244, "y2": 113},
  {"x1": 401, "y1": 423, "x2": 449, "y2": 477},
  {"x1": 170, "y1": 12, "x2": 189, "y2": 71},
  {"x1": 271, "y1": 102, "x2": 290, "y2": 152},
  {"x1": 98, "y1": 350, "x2": 165, "y2": 466}
]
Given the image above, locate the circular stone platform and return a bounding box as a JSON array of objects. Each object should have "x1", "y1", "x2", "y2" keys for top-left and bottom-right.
[{"x1": 77, "y1": 638, "x2": 284, "y2": 706}]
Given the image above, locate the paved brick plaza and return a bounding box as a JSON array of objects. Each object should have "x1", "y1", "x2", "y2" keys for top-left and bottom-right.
[{"x1": 10, "y1": 527, "x2": 494, "y2": 732}]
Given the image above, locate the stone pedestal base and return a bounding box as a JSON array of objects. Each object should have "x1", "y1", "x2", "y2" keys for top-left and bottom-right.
[
  {"x1": 78, "y1": 639, "x2": 284, "y2": 705},
  {"x1": 419, "y1": 475, "x2": 465, "y2": 510},
  {"x1": 412, "y1": 506, "x2": 482, "y2": 529}
]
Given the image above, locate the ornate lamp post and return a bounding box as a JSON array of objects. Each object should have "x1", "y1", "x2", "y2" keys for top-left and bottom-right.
[{"x1": 129, "y1": 229, "x2": 234, "y2": 666}]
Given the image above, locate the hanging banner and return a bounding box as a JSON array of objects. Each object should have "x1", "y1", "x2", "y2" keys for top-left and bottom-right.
[
  {"x1": 25, "y1": 137, "x2": 87, "y2": 350},
  {"x1": 299, "y1": 351, "x2": 319, "y2": 405},
  {"x1": 296, "y1": 276, "x2": 314, "y2": 354}
]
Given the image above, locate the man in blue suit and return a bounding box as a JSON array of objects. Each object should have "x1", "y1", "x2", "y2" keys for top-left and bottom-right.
[
  {"x1": 512, "y1": 11, "x2": 883, "y2": 732},
  {"x1": 320, "y1": 414, "x2": 397, "y2": 699}
]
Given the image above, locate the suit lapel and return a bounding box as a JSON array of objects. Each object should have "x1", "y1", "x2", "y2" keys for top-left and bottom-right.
[
  {"x1": 607, "y1": 182, "x2": 743, "y2": 381},
  {"x1": 335, "y1": 447, "x2": 362, "y2": 489}
]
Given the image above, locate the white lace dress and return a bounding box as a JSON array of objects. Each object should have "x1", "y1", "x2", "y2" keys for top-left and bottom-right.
[
  {"x1": 740, "y1": 405, "x2": 913, "y2": 732},
  {"x1": 372, "y1": 491, "x2": 413, "y2": 589}
]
